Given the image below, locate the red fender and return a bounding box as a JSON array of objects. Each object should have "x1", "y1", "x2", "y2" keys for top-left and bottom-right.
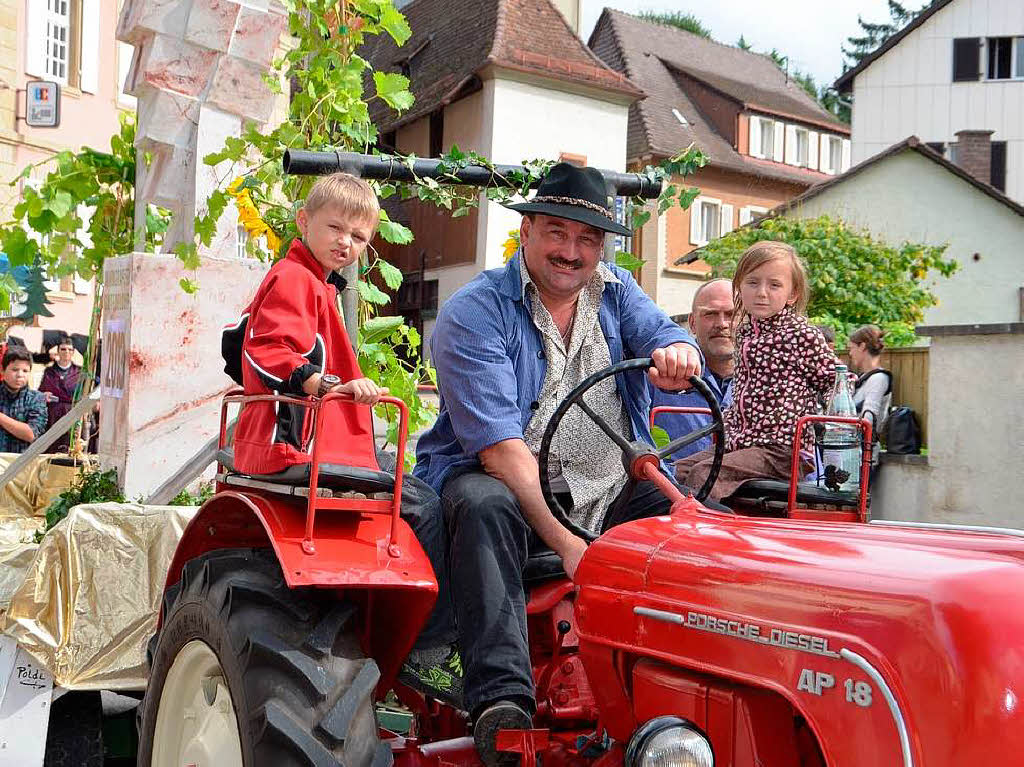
[{"x1": 162, "y1": 490, "x2": 438, "y2": 690}]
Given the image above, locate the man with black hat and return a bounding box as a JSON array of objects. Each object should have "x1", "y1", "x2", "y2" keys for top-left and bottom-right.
[{"x1": 412, "y1": 163, "x2": 703, "y2": 765}]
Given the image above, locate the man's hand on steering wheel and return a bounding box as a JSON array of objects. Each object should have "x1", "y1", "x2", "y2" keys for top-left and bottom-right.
[{"x1": 648, "y1": 343, "x2": 702, "y2": 391}]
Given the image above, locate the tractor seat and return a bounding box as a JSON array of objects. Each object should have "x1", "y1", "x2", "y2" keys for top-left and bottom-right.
[
  {"x1": 523, "y1": 548, "x2": 566, "y2": 585},
  {"x1": 729, "y1": 479, "x2": 860, "y2": 508},
  {"x1": 216, "y1": 447, "x2": 396, "y2": 495}
]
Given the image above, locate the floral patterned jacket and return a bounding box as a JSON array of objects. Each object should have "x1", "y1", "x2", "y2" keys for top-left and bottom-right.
[{"x1": 724, "y1": 307, "x2": 837, "y2": 453}]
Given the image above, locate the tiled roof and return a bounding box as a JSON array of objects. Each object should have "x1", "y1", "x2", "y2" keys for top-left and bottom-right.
[
  {"x1": 362, "y1": 0, "x2": 643, "y2": 134},
  {"x1": 589, "y1": 9, "x2": 844, "y2": 184}
]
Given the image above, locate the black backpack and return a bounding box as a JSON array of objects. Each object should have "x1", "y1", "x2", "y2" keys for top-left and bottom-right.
[{"x1": 885, "y1": 406, "x2": 922, "y2": 454}]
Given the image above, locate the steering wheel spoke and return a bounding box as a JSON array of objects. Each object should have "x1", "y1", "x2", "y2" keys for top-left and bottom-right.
[
  {"x1": 658, "y1": 421, "x2": 720, "y2": 460},
  {"x1": 574, "y1": 397, "x2": 634, "y2": 453}
]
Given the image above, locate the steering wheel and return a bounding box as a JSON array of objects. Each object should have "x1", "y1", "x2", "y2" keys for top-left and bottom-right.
[{"x1": 538, "y1": 357, "x2": 726, "y2": 542}]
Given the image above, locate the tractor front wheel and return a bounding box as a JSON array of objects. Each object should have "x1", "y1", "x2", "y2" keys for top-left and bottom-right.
[{"x1": 137, "y1": 548, "x2": 391, "y2": 767}]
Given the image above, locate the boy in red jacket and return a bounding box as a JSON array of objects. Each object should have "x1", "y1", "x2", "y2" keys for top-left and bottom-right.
[{"x1": 223, "y1": 173, "x2": 459, "y2": 701}]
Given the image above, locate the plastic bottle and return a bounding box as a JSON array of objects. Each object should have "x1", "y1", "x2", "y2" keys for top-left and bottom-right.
[{"x1": 820, "y1": 365, "x2": 862, "y2": 493}]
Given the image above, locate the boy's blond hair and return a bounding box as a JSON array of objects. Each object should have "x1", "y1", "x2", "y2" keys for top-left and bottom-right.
[
  {"x1": 303, "y1": 172, "x2": 380, "y2": 231},
  {"x1": 732, "y1": 240, "x2": 810, "y2": 319}
]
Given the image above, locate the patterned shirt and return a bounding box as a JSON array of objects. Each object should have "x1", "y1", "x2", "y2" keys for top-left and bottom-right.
[
  {"x1": 725, "y1": 307, "x2": 837, "y2": 453},
  {"x1": 0, "y1": 385, "x2": 48, "y2": 454},
  {"x1": 519, "y1": 257, "x2": 631, "y2": 531}
]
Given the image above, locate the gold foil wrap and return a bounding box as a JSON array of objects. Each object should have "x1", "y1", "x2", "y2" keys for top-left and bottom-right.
[{"x1": 3, "y1": 503, "x2": 198, "y2": 690}]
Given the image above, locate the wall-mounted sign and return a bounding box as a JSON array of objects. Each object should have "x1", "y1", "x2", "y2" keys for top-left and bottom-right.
[{"x1": 25, "y1": 81, "x2": 60, "y2": 128}]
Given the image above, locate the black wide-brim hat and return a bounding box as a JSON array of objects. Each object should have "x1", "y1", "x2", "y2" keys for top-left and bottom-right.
[{"x1": 503, "y1": 162, "x2": 632, "y2": 237}]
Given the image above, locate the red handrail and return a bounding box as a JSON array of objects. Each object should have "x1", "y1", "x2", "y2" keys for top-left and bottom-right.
[
  {"x1": 218, "y1": 390, "x2": 409, "y2": 556},
  {"x1": 649, "y1": 405, "x2": 713, "y2": 430}
]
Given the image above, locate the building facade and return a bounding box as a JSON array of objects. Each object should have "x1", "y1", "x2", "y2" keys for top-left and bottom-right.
[
  {"x1": 835, "y1": 0, "x2": 1024, "y2": 202},
  {"x1": 768, "y1": 137, "x2": 1024, "y2": 327},
  {"x1": 1, "y1": 0, "x2": 133, "y2": 334},
  {"x1": 590, "y1": 9, "x2": 851, "y2": 317},
  {"x1": 364, "y1": 0, "x2": 639, "y2": 349}
]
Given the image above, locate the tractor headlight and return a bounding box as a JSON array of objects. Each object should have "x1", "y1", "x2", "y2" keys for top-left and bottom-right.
[{"x1": 625, "y1": 716, "x2": 714, "y2": 767}]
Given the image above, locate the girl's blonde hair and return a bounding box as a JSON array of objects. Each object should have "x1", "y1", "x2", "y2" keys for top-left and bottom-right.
[
  {"x1": 732, "y1": 240, "x2": 809, "y2": 319},
  {"x1": 303, "y1": 172, "x2": 380, "y2": 232}
]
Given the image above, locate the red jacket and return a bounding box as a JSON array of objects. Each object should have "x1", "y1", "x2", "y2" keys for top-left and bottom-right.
[{"x1": 227, "y1": 239, "x2": 378, "y2": 475}]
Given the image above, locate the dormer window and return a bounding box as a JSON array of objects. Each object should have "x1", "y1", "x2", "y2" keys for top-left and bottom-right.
[{"x1": 749, "y1": 116, "x2": 783, "y2": 162}]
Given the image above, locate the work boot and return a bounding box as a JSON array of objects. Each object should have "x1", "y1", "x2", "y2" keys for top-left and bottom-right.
[
  {"x1": 397, "y1": 644, "x2": 464, "y2": 710},
  {"x1": 473, "y1": 700, "x2": 533, "y2": 767}
]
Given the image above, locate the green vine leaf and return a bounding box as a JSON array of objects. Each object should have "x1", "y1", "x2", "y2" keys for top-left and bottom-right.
[
  {"x1": 373, "y1": 71, "x2": 414, "y2": 112},
  {"x1": 357, "y1": 279, "x2": 390, "y2": 305},
  {"x1": 378, "y1": 217, "x2": 413, "y2": 245},
  {"x1": 377, "y1": 260, "x2": 403, "y2": 290}
]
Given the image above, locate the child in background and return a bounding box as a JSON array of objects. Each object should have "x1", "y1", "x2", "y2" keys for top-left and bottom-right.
[{"x1": 675, "y1": 241, "x2": 837, "y2": 501}]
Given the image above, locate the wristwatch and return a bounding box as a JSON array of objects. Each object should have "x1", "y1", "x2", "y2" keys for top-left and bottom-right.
[{"x1": 317, "y1": 374, "x2": 341, "y2": 398}]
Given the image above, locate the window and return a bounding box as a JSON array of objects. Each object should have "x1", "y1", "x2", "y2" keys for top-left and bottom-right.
[
  {"x1": 991, "y1": 141, "x2": 1007, "y2": 192},
  {"x1": 795, "y1": 128, "x2": 810, "y2": 166},
  {"x1": 819, "y1": 134, "x2": 845, "y2": 175},
  {"x1": 44, "y1": 0, "x2": 71, "y2": 83},
  {"x1": 428, "y1": 110, "x2": 444, "y2": 157},
  {"x1": 985, "y1": 37, "x2": 1024, "y2": 80},
  {"x1": 987, "y1": 37, "x2": 1013, "y2": 79},
  {"x1": 689, "y1": 197, "x2": 733, "y2": 246},
  {"x1": 739, "y1": 206, "x2": 768, "y2": 226},
  {"x1": 27, "y1": 0, "x2": 99, "y2": 92},
  {"x1": 952, "y1": 37, "x2": 981, "y2": 81},
  {"x1": 748, "y1": 116, "x2": 782, "y2": 161}
]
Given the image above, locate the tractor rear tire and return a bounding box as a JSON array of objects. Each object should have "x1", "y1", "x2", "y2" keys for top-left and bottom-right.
[{"x1": 137, "y1": 547, "x2": 392, "y2": 767}]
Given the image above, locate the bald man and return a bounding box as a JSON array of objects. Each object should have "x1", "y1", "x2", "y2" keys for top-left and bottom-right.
[{"x1": 650, "y1": 279, "x2": 735, "y2": 458}]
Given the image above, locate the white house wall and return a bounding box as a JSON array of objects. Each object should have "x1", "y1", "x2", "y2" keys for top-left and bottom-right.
[
  {"x1": 782, "y1": 150, "x2": 1024, "y2": 326},
  {"x1": 851, "y1": 0, "x2": 1024, "y2": 201},
  {"x1": 484, "y1": 74, "x2": 629, "y2": 272}
]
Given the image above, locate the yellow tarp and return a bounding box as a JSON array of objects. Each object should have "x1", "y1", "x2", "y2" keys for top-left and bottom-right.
[{"x1": 3, "y1": 503, "x2": 198, "y2": 690}]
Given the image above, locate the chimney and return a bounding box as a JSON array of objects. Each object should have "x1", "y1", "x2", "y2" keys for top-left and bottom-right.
[{"x1": 954, "y1": 129, "x2": 995, "y2": 185}]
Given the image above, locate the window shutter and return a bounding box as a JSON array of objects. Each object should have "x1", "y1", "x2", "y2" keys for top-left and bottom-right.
[
  {"x1": 689, "y1": 200, "x2": 703, "y2": 246},
  {"x1": 719, "y1": 204, "x2": 734, "y2": 236},
  {"x1": 990, "y1": 141, "x2": 1007, "y2": 192},
  {"x1": 748, "y1": 116, "x2": 762, "y2": 158},
  {"x1": 819, "y1": 134, "x2": 831, "y2": 173},
  {"x1": 952, "y1": 37, "x2": 981, "y2": 81},
  {"x1": 841, "y1": 139, "x2": 852, "y2": 172},
  {"x1": 25, "y1": 0, "x2": 46, "y2": 77},
  {"x1": 739, "y1": 207, "x2": 752, "y2": 226},
  {"x1": 773, "y1": 120, "x2": 785, "y2": 162},
  {"x1": 784, "y1": 125, "x2": 798, "y2": 165},
  {"x1": 80, "y1": 0, "x2": 100, "y2": 93},
  {"x1": 807, "y1": 131, "x2": 819, "y2": 170}
]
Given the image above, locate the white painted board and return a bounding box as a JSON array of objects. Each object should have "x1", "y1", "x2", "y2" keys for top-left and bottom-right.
[{"x1": 0, "y1": 638, "x2": 53, "y2": 767}]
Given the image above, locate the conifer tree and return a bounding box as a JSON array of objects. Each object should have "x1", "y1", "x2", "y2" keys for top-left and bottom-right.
[{"x1": 18, "y1": 257, "x2": 54, "y2": 323}]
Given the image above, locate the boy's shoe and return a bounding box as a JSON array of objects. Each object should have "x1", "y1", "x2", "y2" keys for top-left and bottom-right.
[
  {"x1": 397, "y1": 644, "x2": 464, "y2": 710},
  {"x1": 473, "y1": 700, "x2": 533, "y2": 767}
]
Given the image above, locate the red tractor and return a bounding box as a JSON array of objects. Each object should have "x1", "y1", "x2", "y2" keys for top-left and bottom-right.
[{"x1": 137, "y1": 357, "x2": 1024, "y2": 767}]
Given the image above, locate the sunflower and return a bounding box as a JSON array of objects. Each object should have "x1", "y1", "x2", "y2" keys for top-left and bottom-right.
[{"x1": 502, "y1": 230, "x2": 519, "y2": 263}]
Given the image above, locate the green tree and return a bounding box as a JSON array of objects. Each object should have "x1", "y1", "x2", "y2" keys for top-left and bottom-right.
[
  {"x1": 842, "y1": 1, "x2": 928, "y2": 68},
  {"x1": 700, "y1": 215, "x2": 958, "y2": 347},
  {"x1": 17, "y1": 257, "x2": 54, "y2": 322},
  {"x1": 637, "y1": 10, "x2": 711, "y2": 38}
]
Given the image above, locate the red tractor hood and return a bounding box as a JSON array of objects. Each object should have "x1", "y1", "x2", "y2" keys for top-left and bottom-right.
[{"x1": 575, "y1": 509, "x2": 1024, "y2": 766}]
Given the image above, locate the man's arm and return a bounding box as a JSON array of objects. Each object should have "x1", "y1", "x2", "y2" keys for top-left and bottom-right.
[
  {"x1": 0, "y1": 411, "x2": 36, "y2": 443},
  {"x1": 479, "y1": 438, "x2": 588, "y2": 579}
]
